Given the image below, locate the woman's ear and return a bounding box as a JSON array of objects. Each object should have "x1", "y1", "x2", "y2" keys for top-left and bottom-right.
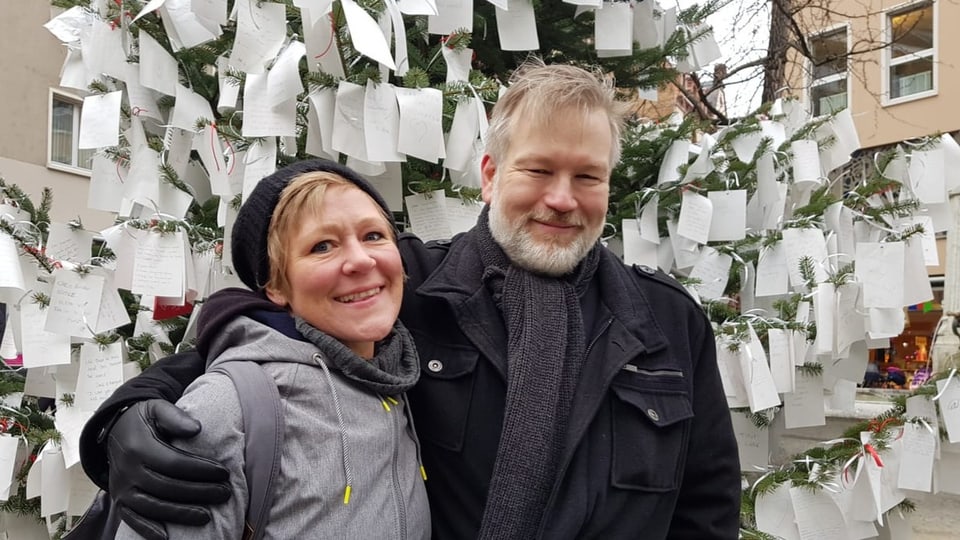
[{"x1": 265, "y1": 286, "x2": 288, "y2": 307}]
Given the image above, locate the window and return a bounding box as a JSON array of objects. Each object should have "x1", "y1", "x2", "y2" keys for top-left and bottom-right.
[
  {"x1": 808, "y1": 27, "x2": 848, "y2": 116},
  {"x1": 885, "y1": 2, "x2": 935, "y2": 101},
  {"x1": 48, "y1": 91, "x2": 94, "y2": 172}
]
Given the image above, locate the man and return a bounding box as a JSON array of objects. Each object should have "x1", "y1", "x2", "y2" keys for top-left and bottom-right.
[{"x1": 79, "y1": 61, "x2": 741, "y2": 539}]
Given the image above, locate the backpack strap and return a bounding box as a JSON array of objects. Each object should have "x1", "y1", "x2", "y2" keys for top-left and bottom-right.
[{"x1": 212, "y1": 362, "x2": 284, "y2": 540}]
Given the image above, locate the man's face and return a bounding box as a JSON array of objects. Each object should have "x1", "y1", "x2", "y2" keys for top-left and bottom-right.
[{"x1": 480, "y1": 108, "x2": 612, "y2": 276}]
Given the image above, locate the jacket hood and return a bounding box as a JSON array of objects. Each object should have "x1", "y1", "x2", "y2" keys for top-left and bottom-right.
[{"x1": 196, "y1": 288, "x2": 288, "y2": 358}]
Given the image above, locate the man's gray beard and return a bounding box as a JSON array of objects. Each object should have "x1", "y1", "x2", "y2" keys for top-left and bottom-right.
[{"x1": 488, "y1": 201, "x2": 600, "y2": 277}]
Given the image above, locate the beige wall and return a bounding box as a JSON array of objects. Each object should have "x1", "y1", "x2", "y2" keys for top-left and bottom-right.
[
  {"x1": 0, "y1": 157, "x2": 115, "y2": 231},
  {"x1": 0, "y1": 3, "x2": 66, "y2": 164},
  {"x1": 0, "y1": 4, "x2": 115, "y2": 231},
  {"x1": 786, "y1": 0, "x2": 960, "y2": 149}
]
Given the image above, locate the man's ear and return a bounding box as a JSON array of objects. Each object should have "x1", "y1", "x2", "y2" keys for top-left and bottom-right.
[
  {"x1": 480, "y1": 154, "x2": 496, "y2": 204},
  {"x1": 265, "y1": 287, "x2": 287, "y2": 307}
]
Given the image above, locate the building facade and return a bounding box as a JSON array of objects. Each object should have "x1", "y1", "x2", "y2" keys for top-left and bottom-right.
[
  {"x1": 786, "y1": 0, "x2": 958, "y2": 145},
  {"x1": 0, "y1": 2, "x2": 115, "y2": 231},
  {"x1": 786, "y1": 0, "x2": 957, "y2": 385}
]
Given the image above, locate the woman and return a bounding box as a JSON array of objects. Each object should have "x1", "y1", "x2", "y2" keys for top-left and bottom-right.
[{"x1": 116, "y1": 160, "x2": 430, "y2": 539}]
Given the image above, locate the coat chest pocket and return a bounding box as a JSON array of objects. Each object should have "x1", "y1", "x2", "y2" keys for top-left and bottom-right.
[
  {"x1": 610, "y1": 375, "x2": 694, "y2": 492},
  {"x1": 409, "y1": 340, "x2": 479, "y2": 452}
]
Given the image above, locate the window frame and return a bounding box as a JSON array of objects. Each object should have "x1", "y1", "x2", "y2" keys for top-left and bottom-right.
[
  {"x1": 806, "y1": 23, "x2": 851, "y2": 117},
  {"x1": 881, "y1": 0, "x2": 937, "y2": 106},
  {"x1": 47, "y1": 89, "x2": 93, "y2": 177}
]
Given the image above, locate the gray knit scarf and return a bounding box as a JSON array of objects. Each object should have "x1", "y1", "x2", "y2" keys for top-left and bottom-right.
[
  {"x1": 293, "y1": 317, "x2": 420, "y2": 395},
  {"x1": 474, "y1": 207, "x2": 600, "y2": 540}
]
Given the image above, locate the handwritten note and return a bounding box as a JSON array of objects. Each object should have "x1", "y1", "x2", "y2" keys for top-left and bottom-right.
[
  {"x1": 781, "y1": 227, "x2": 829, "y2": 289},
  {"x1": 242, "y1": 72, "x2": 297, "y2": 137},
  {"x1": 936, "y1": 378, "x2": 960, "y2": 443},
  {"x1": 783, "y1": 371, "x2": 825, "y2": 429},
  {"x1": 332, "y1": 81, "x2": 371, "y2": 161},
  {"x1": 364, "y1": 81, "x2": 404, "y2": 162},
  {"x1": 75, "y1": 342, "x2": 125, "y2": 412},
  {"x1": 688, "y1": 246, "x2": 731, "y2": 300},
  {"x1": 44, "y1": 269, "x2": 104, "y2": 338},
  {"x1": 755, "y1": 483, "x2": 801, "y2": 540},
  {"x1": 405, "y1": 191, "x2": 451, "y2": 241},
  {"x1": 131, "y1": 231, "x2": 186, "y2": 298},
  {"x1": 789, "y1": 485, "x2": 846, "y2": 539},
  {"x1": 676, "y1": 190, "x2": 712, "y2": 245},
  {"x1": 898, "y1": 422, "x2": 936, "y2": 492},
  {"x1": 21, "y1": 302, "x2": 72, "y2": 369},
  {"x1": 854, "y1": 241, "x2": 904, "y2": 309},
  {"x1": 731, "y1": 413, "x2": 769, "y2": 471},
  {"x1": 396, "y1": 87, "x2": 445, "y2": 163},
  {"x1": 229, "y1": 0, "x2": 286, "y2": 73}
]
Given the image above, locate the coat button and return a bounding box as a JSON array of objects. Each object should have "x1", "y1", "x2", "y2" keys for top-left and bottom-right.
[
  {"x1": 646, "y1": 409, "x2": 659, "y2": 422},
  {"x1": 638, "y1": 264, "x2": 656, "y2": 275},
  {"x1": 427, "y1": 360, "x2": 443, "y2": 372}
]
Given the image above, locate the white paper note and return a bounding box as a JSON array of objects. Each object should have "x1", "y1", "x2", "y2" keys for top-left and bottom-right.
[
  {"x1": 364, "y1": 81, "x2": 404, "y2": 162},
  {"x1": 707, "y1": 190, "x2": 747, "y2": 241},
  {"x1": 131, "y1": 231, "x2": 186, "y2": 298},
  {"x1": 396, "y1": 87, "x2": 445, "y2": 163},
  {"x1": 688, "y1": 246, "x2": 731, "y2": 301},
  {"x1": 44, "y1": 269, "x2": 105, "y2": 339},
  {"x1": 731, "y1": 413, "x2": 769, "y2": 471},
  {"x1": 75, "y1": 342, "x2": 125, "y2": 412},
  {"x1": 676, "y1": 190, "x2": 712, "y2": 245},
  {"x1": 78, "y1": 91, "x2": 122, "y2": 149},
  {"x1": 229, "y1": 0, "x2": 286, "y2": 73},
  {"x1": 897, "y1": 422, "x2": 936, "y2": 492},
  {"x1": 428, "y1": 0, "x2": 473, "y2": 34},
  {"x1": 783, "y1": 371, "x2": 826, "y2": 429},
  {"x1": 854, "y1": 241, "x2": 905, "y2": 309},
  {"x1": 494, "y1": 0, "x2": 539, "y2": 51},
  {"x1": 405, "y1": 190, "x2": 451, "y2": 241},
  {"x1": 139, "y1": 31, "x2": 179, "y2": 96}
]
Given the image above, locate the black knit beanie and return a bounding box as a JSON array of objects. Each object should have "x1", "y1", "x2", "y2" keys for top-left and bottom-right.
[{"x1": 230, "y1": 159, "x2": 395, "y2": 292}]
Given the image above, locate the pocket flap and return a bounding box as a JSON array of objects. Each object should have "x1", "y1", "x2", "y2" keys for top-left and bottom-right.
[
  {"x1": 417, "y1": 343, "x2": 480, "y2": 380},
  {"x1": 611, "y1": 386, "x2": 693, "y2": 428}
]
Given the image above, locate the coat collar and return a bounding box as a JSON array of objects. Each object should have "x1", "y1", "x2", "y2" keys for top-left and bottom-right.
[{"x1": 415, "y1": 229, "x2": 670, "y2": 378}]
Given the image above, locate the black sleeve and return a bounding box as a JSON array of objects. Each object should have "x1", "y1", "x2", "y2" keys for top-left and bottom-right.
[{"x1": 79, "y1": 351, "x2": 206, "y2": 489}]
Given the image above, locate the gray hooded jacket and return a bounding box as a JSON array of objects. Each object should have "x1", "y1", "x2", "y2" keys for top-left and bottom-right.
[{"x1": 116, "y1": 315, "x2": 430, "y2": 539}]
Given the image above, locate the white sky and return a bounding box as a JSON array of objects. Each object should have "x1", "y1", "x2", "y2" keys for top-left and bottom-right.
[{"x1": 691, "y1": 0, "x2": 771, "y2": 117}]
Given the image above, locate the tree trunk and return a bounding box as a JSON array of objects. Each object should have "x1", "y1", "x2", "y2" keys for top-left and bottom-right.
[{"x1": 763, "y1": 0, "x2": 792, "y2": 104}]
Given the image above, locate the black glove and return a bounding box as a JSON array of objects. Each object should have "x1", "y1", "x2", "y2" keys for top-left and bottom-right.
[{"x1": 107, "y1": 399, "x2": 232, "y2": 540}]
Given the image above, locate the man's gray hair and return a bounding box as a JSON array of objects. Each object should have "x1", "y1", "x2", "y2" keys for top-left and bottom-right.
[{"x1": 484, "y1": 59, "x2": 629, "y2": 169}]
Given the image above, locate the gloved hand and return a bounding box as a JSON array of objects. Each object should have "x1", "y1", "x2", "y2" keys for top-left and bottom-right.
[{"x1": 107, "y1": 399, "x2": 232, "y2": 540}]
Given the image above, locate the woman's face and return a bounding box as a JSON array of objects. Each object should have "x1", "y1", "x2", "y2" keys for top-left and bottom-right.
[{"x1": 266, "y1": 185, "x2": 403, "y2": 358}]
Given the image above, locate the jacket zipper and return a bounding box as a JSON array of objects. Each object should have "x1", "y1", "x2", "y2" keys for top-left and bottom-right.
[
  {"x1": 621, "y1": 365, "x2": 684, "y2": 377},
  {"x1": 388, "y1": 394, "x2": 408, "y2": 540}
]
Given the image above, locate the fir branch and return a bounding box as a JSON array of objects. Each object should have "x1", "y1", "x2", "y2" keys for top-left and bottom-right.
[{"x1": 796, "y1": 362, "x2": 823, "y2": 376}]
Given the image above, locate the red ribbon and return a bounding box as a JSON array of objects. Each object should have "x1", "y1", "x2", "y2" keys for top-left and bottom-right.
[{"x1": 864, "y1": 444, "x2": 884, "y2": 468}]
